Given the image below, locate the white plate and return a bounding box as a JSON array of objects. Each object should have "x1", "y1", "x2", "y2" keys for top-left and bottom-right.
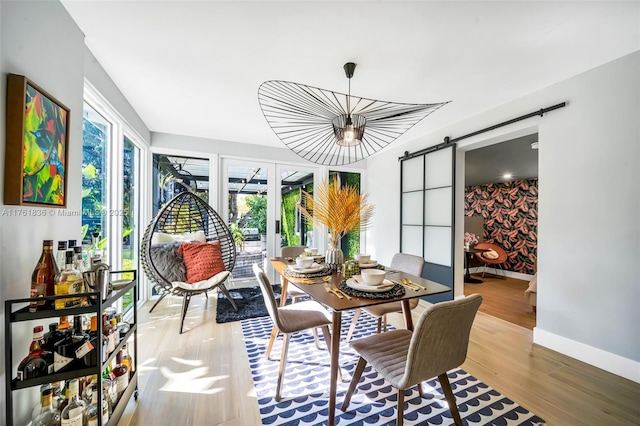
[
  {"x1": 346, "y1": 277, "x2": 395, "y2": 293},
  {"x1": 359, "y1": 260, "x2": 378, "y2": 268},
  {"x1": 289, "y1": 263, "x2": 325, "y2": 273}
]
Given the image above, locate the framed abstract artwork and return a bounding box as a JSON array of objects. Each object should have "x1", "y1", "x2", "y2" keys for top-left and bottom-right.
[{"x1": 4, "y1": 74, "x2": 69, "y2": 207}]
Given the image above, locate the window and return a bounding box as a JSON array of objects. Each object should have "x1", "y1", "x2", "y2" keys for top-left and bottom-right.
[
  {"x1": 82, "y1": 102, "x2": 110, "y2": 259},
  {"x1": 82, "y1": 84, "x2": 148, "y2": 311}
]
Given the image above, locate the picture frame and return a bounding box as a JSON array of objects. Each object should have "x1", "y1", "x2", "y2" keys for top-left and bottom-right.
[{"x1": 4, "y1": 73, "x2": 70, "y2": 207}]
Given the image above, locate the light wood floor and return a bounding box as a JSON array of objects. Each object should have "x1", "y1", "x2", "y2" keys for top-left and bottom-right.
[
  {"x1": 124, "y1": 289, "x2": 640, "y2": 426},
  {"x1": 464, "y1": 272, "x2": 536, "y2": 330}
]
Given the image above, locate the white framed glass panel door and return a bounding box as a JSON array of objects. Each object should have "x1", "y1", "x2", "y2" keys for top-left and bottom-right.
[
  {"x1": 222, "y1": 159, "x2": 275, "y2": 282},
  {"x1": 400, "y1": 144, "x2": 456, "y2": 302}
]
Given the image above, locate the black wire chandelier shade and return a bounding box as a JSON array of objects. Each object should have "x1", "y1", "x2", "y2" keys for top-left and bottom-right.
[{"x1": 258, "y1": 63, "x2": 450, "y2": 166}]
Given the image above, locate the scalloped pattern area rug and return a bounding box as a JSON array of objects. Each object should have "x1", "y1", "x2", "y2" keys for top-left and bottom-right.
[{"x1": 242, "y1": 313, "x2": 546, "y2": 426}]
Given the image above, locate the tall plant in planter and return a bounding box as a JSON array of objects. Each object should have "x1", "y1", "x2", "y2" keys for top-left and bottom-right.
[{"x1": 297, "y1": 178, "x2": 374, "y2": 269}]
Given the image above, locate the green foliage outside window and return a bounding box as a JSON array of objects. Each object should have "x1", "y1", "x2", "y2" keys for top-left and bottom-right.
[
  {"x1": 245, "y1": 194, "x2": 267, "y2": 234},
  {"x1": 281, "y1": 190, "x2": 300, "y2": 246}
]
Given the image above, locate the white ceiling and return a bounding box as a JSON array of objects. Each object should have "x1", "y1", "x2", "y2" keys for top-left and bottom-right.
[{"x1": 61, "y1": 1, "x2": 639, "y2": 152}]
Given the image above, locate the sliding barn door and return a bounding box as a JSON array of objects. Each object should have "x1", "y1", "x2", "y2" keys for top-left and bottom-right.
[{"x1": 400, "y1": 144, "x2": 455, "y2": 303}]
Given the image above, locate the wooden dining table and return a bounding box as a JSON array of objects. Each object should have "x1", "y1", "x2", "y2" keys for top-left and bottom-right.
[{"x1": 270, "y1": 257, "x2": 452, "y2": 426}]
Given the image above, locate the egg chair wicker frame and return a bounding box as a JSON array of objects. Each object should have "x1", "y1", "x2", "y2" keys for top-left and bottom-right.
[{"x1": 141, "y1": 190, "x2": 238, "y2": 333}]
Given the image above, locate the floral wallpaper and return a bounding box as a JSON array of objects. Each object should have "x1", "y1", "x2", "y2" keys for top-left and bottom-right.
[{"x1": 464, "y1": 179, "x2": 537, "y2": 275}]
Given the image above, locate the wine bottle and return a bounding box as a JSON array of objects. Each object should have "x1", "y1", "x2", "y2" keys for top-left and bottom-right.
[{"x1": 31, "y1": 240, "x2": 59, "y2": 312}]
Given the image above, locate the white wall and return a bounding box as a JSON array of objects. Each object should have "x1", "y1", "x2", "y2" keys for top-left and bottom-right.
[
  {"x1": 0, "y1": 2, "x2": 150, "y2": 423},
  {"x1": 367, "y1": 51, "x2": 640, "y2": 382}
]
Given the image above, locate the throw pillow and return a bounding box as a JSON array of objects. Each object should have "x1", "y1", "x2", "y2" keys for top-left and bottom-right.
[
  {"x1": 483, "y1": 249, "x2": 499, "y2": 259},
  {"x1": 149, "y1": 242, "x2": 187, "y2": 283},
  {"x1": 178, "y1": 241, "x2": 226, "y2": 283}
]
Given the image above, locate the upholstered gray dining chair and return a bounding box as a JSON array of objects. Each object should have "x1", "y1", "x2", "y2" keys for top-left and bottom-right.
[
  {"x1": 280, "y1": 245, "x2": 309, "y2": 302},
  {"x1": 345, "y1": 253, "x2": 425, "y2": 342},
  {"x1": 264, "y1": 245, "x2": 321, "y2": 360},
  {"x1": 341, "y1": 294, "x2": 482, "y2": 426},
  {"x1": 253, "y1": 263, "x2": 336, "y2": 401}
]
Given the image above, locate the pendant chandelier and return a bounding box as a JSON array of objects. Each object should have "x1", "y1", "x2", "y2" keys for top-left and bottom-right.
[{"x1": 258, "y1": 62, "x2": 449, "y2": 166}]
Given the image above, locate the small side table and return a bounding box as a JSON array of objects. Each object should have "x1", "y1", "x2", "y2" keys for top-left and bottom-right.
[{"x1": 464, "y1": 247, "x2": 488, "y2": 284}]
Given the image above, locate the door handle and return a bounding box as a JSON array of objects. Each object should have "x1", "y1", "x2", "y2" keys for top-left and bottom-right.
[{"x1": 275, "y1": 220, "x2": 281, "y2": 234}]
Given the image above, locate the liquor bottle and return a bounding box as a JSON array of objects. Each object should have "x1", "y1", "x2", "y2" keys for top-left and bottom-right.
[
  {"x1": 31, "y1": 240, "x2": 60, "y2": 311},
  {"x1": 52, "y1": 381, "x2": 63, "y2": 410},
  {"x1": 113, "y1": 350, "x2": 129, "y2": 399},
  {"x1": 72, "y1": 315, "x2": 96, "y2": 368},
  {"x1": 17, "y1": 325, "x2": 51, "y2": 380},
  {"x1": 102, "y1": 314, "x2": 115, "y2": 356},
  {"x1": 32, "y1": 383, "x2": 52, "y2": 424},
  {"x1": 44, "y1": 322, "x2": 71, "y2": 353},
  {"x1": 53, "y1": 316, "x2": 89, "y2": 372},
  {"x1": 59, "y1": 316, "x2": 71, "y2": 330},
  {"x1": 56, "y1": 241, "x2": 68, "y2": 271},
  {"x1": 58, "y1": 381, "x2": 70, "y2": 413},
  {"x1": 85, "y1": 385, "x2": 109, "y2": 426},
  {"x1": 54, "y1": 251, "x2": 85, "y2": 310},
  {"x1": 88, "y1": 231, "x2": 104, "y2": 265},
  {"x1": 110, "y1": 318, "x2": 119, "y2": 349},
  {"x1": 73, "y1": 246, "x2": 87, "y2": 272},
  {"x1": 121, "y1": 344, "x2": 132, "y2": 376},
  {"x1": 33, "y1": 388, "x2": 62, "y2": 426},
  {"x1": 60, "y1": 378, "x2": 87, "y2": 426}
]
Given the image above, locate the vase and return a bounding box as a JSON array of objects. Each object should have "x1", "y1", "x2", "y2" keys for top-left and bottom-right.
[{"x1": 325, "y1": 243, "x2": 344, "y2": 271}]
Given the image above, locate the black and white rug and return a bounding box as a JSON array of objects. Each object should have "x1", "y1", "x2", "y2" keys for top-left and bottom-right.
[
  {"x1": 216, "y1": 285, "x2": 290, "y2": 324},
  {"x1": 242, "y1": 313, "x2": 546, "y2": 425}
]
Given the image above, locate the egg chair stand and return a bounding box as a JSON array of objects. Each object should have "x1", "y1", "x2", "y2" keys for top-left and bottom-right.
[{"x1": 141, "y1": 190, "x2": 238, "y2": 333}]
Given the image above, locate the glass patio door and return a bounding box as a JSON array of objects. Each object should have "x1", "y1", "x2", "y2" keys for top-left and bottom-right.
[{"x1": 275, "y1": 165, "x2": 318, "y2": 255}]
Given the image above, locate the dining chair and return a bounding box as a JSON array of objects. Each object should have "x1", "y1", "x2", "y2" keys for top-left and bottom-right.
[
  {"x1": 345, "y1": 253, "x2": 425, "y2": 342},
  {"x1": 280, "y1": 245, "x2": 309, "y2": 302},
  {"x1": 252, "y1": 263, "x2": 336, "y2": 401},
  {"x1": 264, "y1": 246, "x2": 323, "y2": 360},
  {"x1": 341, "y1": 294, "x2": 483, "y2": 426}
]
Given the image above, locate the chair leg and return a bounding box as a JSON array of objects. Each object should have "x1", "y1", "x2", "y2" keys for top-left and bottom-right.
[
  {"x1": 397, "y1": 388, "x2": 405, "y2": 426},
  {"x1": 265, "y1": 326, "x2": 279, "y2": 360},
  {"x1": 179, "y1": 293, "x2": 192, "y2": 334},
  {"x1": 275, "y1": 333, "x2": 291, "y2": 402},
  {"x1": 345, "y1": 308, "x2": 362, "y2": 343},
  {"x1": 218, "y1": 284, "x2": 238, "y2": 312},
  {"x1": 376, "y1": 317, "x2": 382, "y2": 334},
  {"x1": 417, "y1": 383, "x2": 424, "y2": 398},
  {"x1": 438, "y1": 373, "x2": 463, "y2": 426},
  {"x1": 313, "y1": 328, "x2": 323, "y2": 350},
  {"x1": 149, "y1": 291, "x2": 169, "y2": 313},
  {"x1": 341, "y1": 357, "x2": 367, "y2": 412},
  {"x1": 382, "y1": 314, "x2": 387, "y2": 332}
]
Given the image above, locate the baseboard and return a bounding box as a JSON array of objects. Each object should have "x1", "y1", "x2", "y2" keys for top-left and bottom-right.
[
  {"x1": 533, "y1": 327, "x2": 640, "y2": 384},
  {"x1": 468, "y1": 267, "x2": 533, "y2": 281}
]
